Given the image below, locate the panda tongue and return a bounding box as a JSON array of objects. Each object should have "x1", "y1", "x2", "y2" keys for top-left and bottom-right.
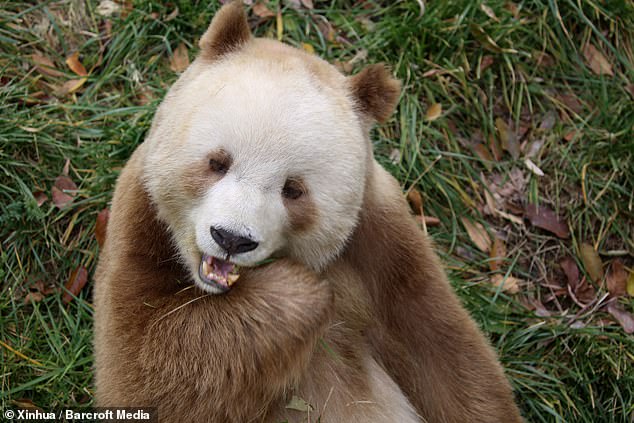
[{"x1": 212, "y1": 256, "x2": 234, "y2": 277}]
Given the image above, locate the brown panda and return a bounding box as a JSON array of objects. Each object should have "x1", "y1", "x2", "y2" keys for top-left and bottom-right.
[{"x1": 93, "y1": 2, "x2": 523, "y2": 422}]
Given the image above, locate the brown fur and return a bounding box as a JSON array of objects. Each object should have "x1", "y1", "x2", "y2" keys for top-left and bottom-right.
[
  {"x1": 94, "y1": 3, "x2": 523, "y2": 422},
  {"x1": 94, "y1": 145, "x2": 334, "y2": 422},
  {"x1": 348, "y1": 64, "x2": 402, "y2": 123},
  {"x1": 199, "y1": 0, "x2": 251, "y2": 62},
  {"x1": 332, "y1": 163, "x2": 523, "y2": 422}
]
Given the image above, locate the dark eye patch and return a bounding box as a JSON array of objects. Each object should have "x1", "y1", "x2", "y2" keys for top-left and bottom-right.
[
  {"x1": 282, "y1": 178, "x2": 305, "y2": 200},
  {"x1": 208, "y1": 149, "x2": 232, "y2": 175}
]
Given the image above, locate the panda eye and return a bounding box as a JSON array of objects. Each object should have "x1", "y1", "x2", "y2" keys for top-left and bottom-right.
[
  {"x1": 282, "y1": 179, "x2": 305, "y2": 200},
  {"x1": 208, "y1": 150, "x2": 231, "y2": 175},
  {"x1": 209, "y1": 158, "x2": 228, "y2": 174}
]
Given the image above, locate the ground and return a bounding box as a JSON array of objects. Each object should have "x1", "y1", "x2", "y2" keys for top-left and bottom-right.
[{"x1": 0, "y1": 1, "x2": 633, "y2": 421}]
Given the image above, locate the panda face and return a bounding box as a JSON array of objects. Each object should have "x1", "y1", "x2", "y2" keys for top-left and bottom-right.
[{"x1": 143, "y1": 42, "x2": 369, "y2": 294}]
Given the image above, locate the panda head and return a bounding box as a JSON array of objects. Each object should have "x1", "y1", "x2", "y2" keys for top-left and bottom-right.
[{"x1": 143, "y1": 1, "x2": 400, "y2": 294}]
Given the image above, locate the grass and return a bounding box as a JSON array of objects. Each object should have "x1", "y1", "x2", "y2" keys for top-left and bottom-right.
[{"x1": 1, "y1": 0, "x2": 633, "y2": 421}]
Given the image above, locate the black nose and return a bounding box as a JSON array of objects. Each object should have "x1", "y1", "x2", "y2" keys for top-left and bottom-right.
[{"x1": 210, "y1": 227, "x2": 259, "y2": 255}]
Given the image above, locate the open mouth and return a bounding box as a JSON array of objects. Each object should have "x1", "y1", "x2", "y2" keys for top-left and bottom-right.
[{"x1": 198, "y1": 253, "x2": 241, "y2": 292}]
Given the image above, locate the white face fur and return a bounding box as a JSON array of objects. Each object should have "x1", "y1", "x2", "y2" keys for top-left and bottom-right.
[{"x1": 143, "y1": 44, "x2": 369, "y2": 294}]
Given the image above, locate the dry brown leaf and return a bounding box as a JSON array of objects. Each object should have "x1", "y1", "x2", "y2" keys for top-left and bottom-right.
[
  {"x1": 495, "y1": 118, "x2": 519, "y2": 159},
  {"x1": 461, "y1": 218, "x2": 491, "y2": 252},
  {"x1": 583, "y1": 43, "x2": 614, "y2": 77},
  {"x1": 524, "y1": 158, "x2": 544, "y2": 177},
  {"x1": 479, "y1": 55, "x2": 494, "y2": 73},
  {"x1": 33, "y1": 190, "x2": 48, "y2": 207},
  {"x1": 169, "y1": 43, "x2": 190, "y2": 73},
  {"x1": 23, "y1": 292, "x2": 44, "y2": 304},
  {"x1": 51, "y1": 175, "x2": 78, "y2": 209},
  {"x1": 488, "y1": 132, "x2": 503, "y2": 161},
  {"x1": 606, "y1": 260, "x2": 628, "y2": 297},
  {"x1": 556, "y1": 93, "x2": 583, "y2": 114},
  {"x1": 165, "y1": 7, "x2": 179, "y2": 21},
  {"x1": 95, "y1": 208, "x2": 110, "y2": 248},
  {"x1": 65, "y1": 52, "x2": 88, "y2": 76},
  {"x1": 423, "y1": 216, "x2": 441, "y2": 226},
  {"x1": 606, "y1": 303, "x2": 634, "y2": 334},
  {"x1": 579, "y1": 243, "x2": 603, "y2": 283},
  {"x1": 524, "y1": 203, "x2": 570, "y2": 238},
  {"x1": 560, "y1": 256, "x2": 580, "y2": 290},
  {"x1": 472, "y1": 143, "x2": 493, "y2": 171},
  {"x1": 407, "y1": 189, "x2": 423, "y2": 215},
  {"x1": 563, "y1": 130, "x2": 577, "y2": 142},
  {"x1": 253, "y1": 3, "x2": 275, "y2": 18},
  {"x1": 534, "y1": 51, "x2": 554, "y2": 68},
  {"x1": 480, "y1": 3, "x2": 499, "y2": 21},
  {"x1": 31, "y1": 53, "x2": 64, "y2": 77},
  {"x1": 539, "y1": 110, "x2": 557, "y2": 131},
  {"x1": 425, "y1": 103, "x2": 442, "y2": 121},
  {"x1": 11, "y1": 398, "x2": 42, "y2": 411},
  {"x1": 490, "y1": 274, "x2": 520, "y2": 294},
  {"x1": 489, "y1": 237, "x2": 507, "y2": 271},
  {"x1": 54, "y1": 78, "x2": 88, "y2": 97},
  {"x1": 63, "y1": 266, "x2": 89, "y2": 304}
]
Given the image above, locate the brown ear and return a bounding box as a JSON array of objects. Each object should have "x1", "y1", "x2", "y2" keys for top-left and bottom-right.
[
  {"x1": 199, "y1": 0, "x2": 251, "y2": 61},
  {"x1": 348, "y1": 64, "x2": 401, "y2": 123}
]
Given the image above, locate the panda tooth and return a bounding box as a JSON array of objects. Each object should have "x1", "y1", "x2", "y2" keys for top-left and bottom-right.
[
  {"x1": 227, "y1": 274, "x2": 240, "y2": 286},
  {"x1": 202, "y1": 260, "x2": 210, "y2": 276}
]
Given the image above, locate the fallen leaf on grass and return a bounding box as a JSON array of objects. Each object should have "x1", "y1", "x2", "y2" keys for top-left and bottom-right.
[
  {"x1": 628, "y1": 271, "x2": 634, "y2": 297},
  {"x1": 406, "y1": 189, "x2": 423, "y2": 215},
  {"x1": 63, "y1": 266, "x2": 88, "y2": 304},
  {"x1": 169, "y1": 43, "x2": 190, "y2": 73},
  {"x1": 539, "y1": 110, "x2": 557, "y2": 131},
  {"x1": 489, "y1": 237, "x2": 507, "y2": 271},
  {"x1": 524, "y1": 158, "x2": 544, "y2": 176},
  {"x1": 556, "y1": 93, "x2": 583, "y2": 114},
  {"x1": 560, "y1": 256, "x2": 580, "y2": 290},
  {"x1": 11, "y1": 398, "x2": 42, "y2": 411},
  {"x1": 480, "y1": 3, "x2": 498, "y2": 20},
  {"x1": 95, "y1": 208, "x2": 110, "y2": 248},
  {"x1": 65, "y1": 52, "x2": 88, "y2": 76},
  {"x1": 495, "y1": 118, "x2": 519, "y2": 159},
  {"x1": 579, "y1": 243, "x2": 603, "y2": 283},
  {"x1": 54, "y1": 78, "x2": 88, "y2": 97},
  {"x1": 490, "y1": 274, "x2": 520, "y2": 294},
  {"x1": 425, "y1": 103, "x2": 442, "y2": 121},
  {"x1": 51, "y1": 175, "x2": 78, "y2": 209},
  {"x1": 253, "y1": 3, "x2": 275, "y2": 18},
  {"x1": 479, "y1": 55, "x2": 494, "y2": 73},
  {"x1": 97, "y1": 0, "x2": 121, "y2": 17},
  {"x1": 472, "y1": 143, "x2": 493, "y2": 171},
  {"x1": 583, "y1": 43, "x2": 613, "y2": 77},
  {"x1": 524, "y1": 203, "x2": 569, "y2": 238},
  {"x1": 606, "y1": 260, "x2": 628, "y2": 296},
  {"x1": 606, "y1": 303, "x2": 634, "y2": 334},
  {"x1": 461, "y1": 218, "x2": 491, "y2": 252},
  {"x1": 32, "y1": 190, "x2": 47, "y2": 207},
  {"x1": 164, "y1": 7, "x2": 179, "y2": 21},
  {"x1": 23, "y1": 292, "x2": 44, "y2": 304},
  {"x1": 563, "y1": 130, "x2": 577, "y2": 142},
  {"x1": 31, "y1": 54, "x2": 64, "y2": 77}
]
